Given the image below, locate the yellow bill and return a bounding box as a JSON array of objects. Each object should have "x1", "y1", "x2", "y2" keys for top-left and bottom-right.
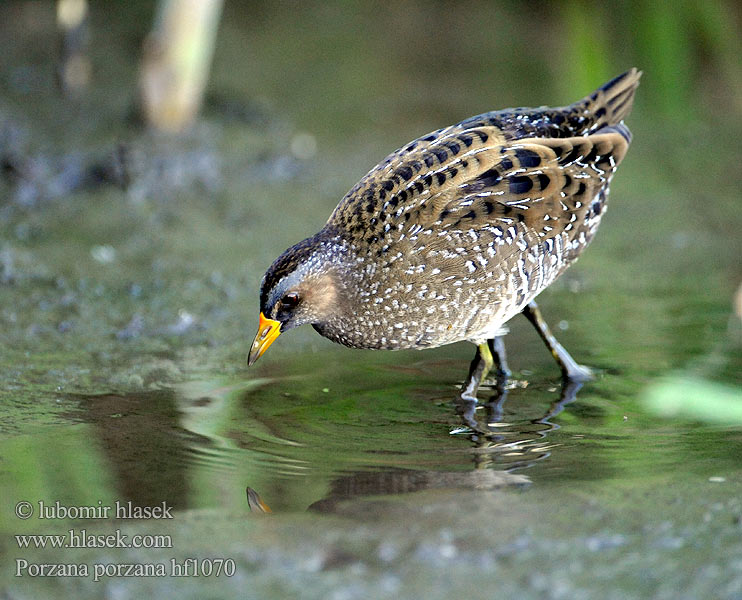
[{"x1": 248, "y1": 312, "x2": 281, "y2": 365}]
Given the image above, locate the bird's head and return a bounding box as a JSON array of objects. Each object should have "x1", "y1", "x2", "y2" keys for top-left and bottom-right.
[{"x1": 248, "y1": 234, "x2": 342, "y2": 365}]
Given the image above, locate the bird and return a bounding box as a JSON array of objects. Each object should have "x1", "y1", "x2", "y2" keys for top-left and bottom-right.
[{"x1": 248, "y1": 68, "x2": 641, "y2": 400}]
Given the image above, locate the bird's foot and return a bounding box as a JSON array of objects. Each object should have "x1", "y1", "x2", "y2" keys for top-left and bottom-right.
[{"x1": 562, "y1": 363, "x2": 595, "y2": 384}]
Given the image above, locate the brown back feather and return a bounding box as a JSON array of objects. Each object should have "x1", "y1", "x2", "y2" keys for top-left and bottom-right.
[{"x1": 329, "y1": 69, "x2": 640, "y2": 252}]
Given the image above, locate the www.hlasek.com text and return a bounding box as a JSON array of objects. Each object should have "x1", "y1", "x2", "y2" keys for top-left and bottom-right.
[{"x1": 16, "y1": 529, "x2": 172, "y2": 549}]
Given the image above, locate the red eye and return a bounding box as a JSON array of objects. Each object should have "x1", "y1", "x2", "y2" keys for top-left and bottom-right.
[{"x1": 282, "y1": 293, "x2": 300, "y2": 307}]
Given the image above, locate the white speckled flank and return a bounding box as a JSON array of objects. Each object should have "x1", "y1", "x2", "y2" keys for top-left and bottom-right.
[{"x1": 258, "y1": 69, "x2": 641, "y2": 353}]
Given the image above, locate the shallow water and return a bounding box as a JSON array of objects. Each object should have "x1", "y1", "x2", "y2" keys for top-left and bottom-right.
[
  {"x1": 3, "y1": 301, "x2": 741, "y2": 598},
  {"x1": 1, "y1": 2, "x2": 741, "y2": 598}
]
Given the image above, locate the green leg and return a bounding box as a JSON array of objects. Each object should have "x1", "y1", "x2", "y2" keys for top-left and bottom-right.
[
  {"x1": 460, "y1": 336, "x2": 510, "y2": 402},
  {"x1": 460, "y1": 342, "x2": 493, "y2": 402},
  {"x1": 522, "y1": 301, "x2": 593, "y2": 382}
]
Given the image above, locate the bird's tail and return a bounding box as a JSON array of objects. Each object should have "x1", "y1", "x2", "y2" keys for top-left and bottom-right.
[{"x1": 572, "y1": 68, "x2": 642, "y2": 133}]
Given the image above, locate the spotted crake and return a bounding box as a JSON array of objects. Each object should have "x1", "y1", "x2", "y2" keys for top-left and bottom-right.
[{"x1": 249, "y1": 68, "x2": 641, "y2": 398}]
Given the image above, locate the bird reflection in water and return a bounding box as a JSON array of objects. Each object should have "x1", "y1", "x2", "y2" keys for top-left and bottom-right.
[
  {"x1": 452, "y1": 373, "x2": 585, "y2": 472},
  {"x1": 246, "y1": 487, "x2": 272, "y2": 514},
  {"x1": 293, "y1": 376, "x2": 582, "y2": 514}
]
